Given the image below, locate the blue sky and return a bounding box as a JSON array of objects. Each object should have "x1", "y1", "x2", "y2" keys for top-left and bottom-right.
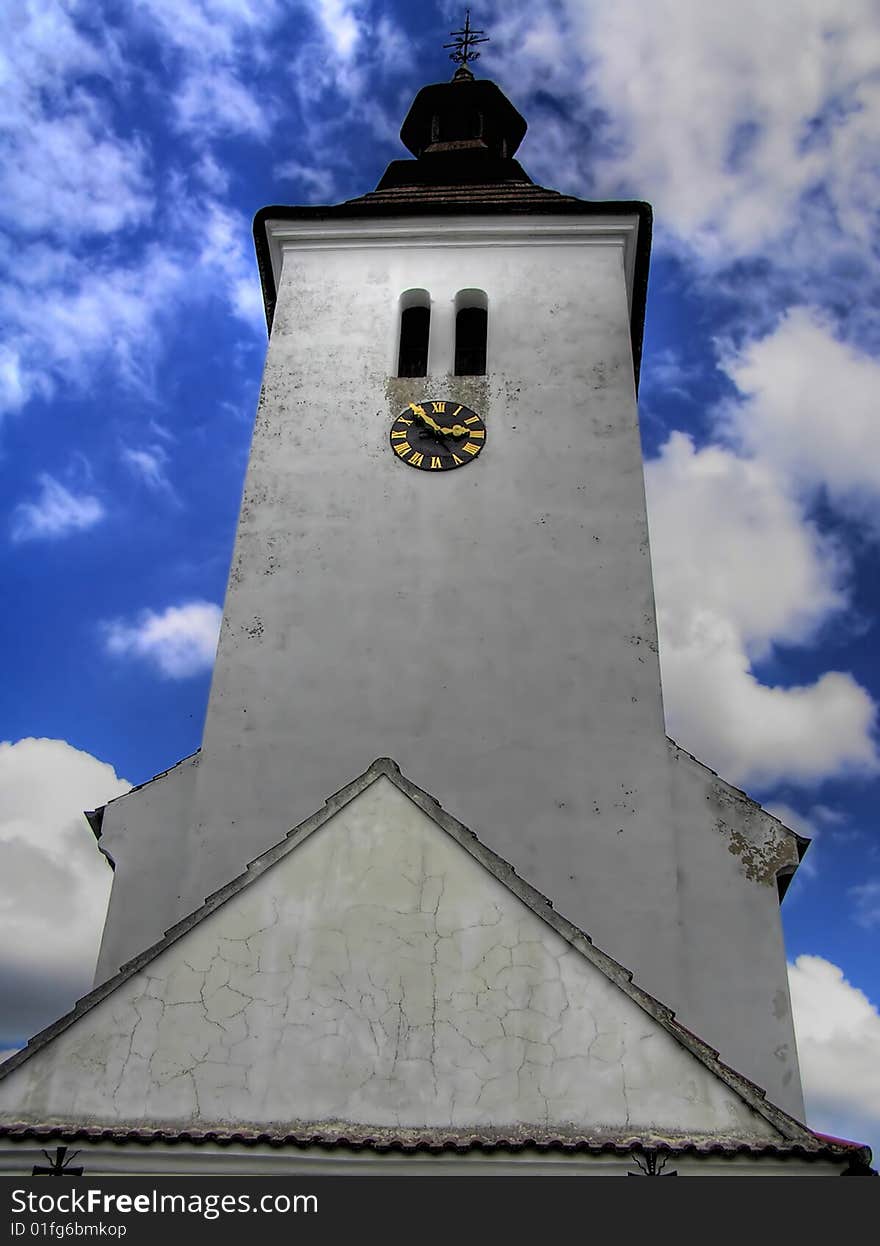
[{"x1": 2, "y1": 0, "x2": 879, "y2": 1156}]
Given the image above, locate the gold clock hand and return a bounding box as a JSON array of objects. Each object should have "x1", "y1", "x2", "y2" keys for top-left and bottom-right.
[
  {"x1": 408, "y1": 405, "x2": 471, "y2": 440},
  {"x1": 409, "y1": 404, "x2": 456, "y2": 438},
  {"x1": 406, "y1": 406, "x2": 441, "y2": 436},
  {"x1": 408, "y1": 403, "x2": 433, "y2": 427}
]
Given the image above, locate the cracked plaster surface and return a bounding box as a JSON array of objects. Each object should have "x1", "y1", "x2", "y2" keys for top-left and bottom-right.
[{"x1": 0, "y1": 779, "x2": 778, "y2": 1139}]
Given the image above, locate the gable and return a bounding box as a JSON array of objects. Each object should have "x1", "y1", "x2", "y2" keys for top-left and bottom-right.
[{"x1": 0, "y1": 770, "x2": 785, "y2": 1142}]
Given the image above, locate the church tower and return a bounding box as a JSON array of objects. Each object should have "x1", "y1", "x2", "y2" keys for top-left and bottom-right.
[{"x1": 1, "y1": 21, "x2": 872, "y2": 1176}]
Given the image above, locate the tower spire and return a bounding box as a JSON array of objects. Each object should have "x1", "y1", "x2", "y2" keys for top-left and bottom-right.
[{"x1": 443, "y1": 9, "x2": 489, "y2": 80}]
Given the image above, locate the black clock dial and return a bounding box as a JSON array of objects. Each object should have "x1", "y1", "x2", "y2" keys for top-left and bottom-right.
[{"x1": 390, "y1": 401, "x2": 486, "y2": 470}]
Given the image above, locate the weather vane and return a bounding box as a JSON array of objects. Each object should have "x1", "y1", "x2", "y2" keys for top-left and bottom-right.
[{"x1": 444, "y1": 10, "x2": 489, "y2": 66}]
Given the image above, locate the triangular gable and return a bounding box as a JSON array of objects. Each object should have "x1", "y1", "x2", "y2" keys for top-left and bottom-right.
[{"x1": 0, "y1": 759, "x2": 821, "y2": 1150}]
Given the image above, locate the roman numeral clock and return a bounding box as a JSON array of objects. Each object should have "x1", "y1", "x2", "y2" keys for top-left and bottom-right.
[{"x1": 390, "y1": 401, "x2": 486, "y2": 470}]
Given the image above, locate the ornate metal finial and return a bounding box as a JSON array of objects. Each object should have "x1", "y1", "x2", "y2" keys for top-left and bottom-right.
[
  {"x1": 627, "y1": 1147, "x2": 678, "y2": 1177},
  {"x1": 444, "y1": 10, "x2": 489, "y2": 67},
  {"x1": 32, "y1": 1146, "x2": 83, "y2": 1177}
]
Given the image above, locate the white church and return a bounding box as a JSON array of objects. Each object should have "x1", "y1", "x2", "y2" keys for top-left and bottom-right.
[{"x1": 0, "y1": 27, "x2": 873, "y2": 1176}]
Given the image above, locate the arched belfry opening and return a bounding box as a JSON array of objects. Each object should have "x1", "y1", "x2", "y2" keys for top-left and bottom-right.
[
  {"x1": 454, "y1": 289, "x2": 488, "y2": 375},
  {"x1": 397, "y1": 289, "x2": 431, "y2": 377}
]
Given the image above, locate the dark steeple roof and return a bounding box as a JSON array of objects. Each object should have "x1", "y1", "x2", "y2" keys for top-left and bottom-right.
[{"x1": 378, "y1": 66, "x2": 530, "y2": 191}]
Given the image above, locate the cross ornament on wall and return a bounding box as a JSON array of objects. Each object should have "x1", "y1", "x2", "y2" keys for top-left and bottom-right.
[
  {"x1": 32, "y1": 1146, "x2": 84, "y2": 1177},
  {"x1": 627, "y1": 1147, "x2": 678, "y2": 1176}
]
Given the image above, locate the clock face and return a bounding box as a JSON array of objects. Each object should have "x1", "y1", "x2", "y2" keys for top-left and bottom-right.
[{"x1": 390, "y1": 400, "x2": 486, "y2": 471}]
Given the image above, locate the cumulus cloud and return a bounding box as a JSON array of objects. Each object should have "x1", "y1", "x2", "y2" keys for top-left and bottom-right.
[
  {"x1": 643, "y1": 309, "x2": 880, "y2": 789},
  {"x1": 482, "y1": 1, "x2": 880, "y2": 350},
  {"x1": 645, "y1": 432, "x2": 878, "y2": 786},
  {"x1": 489, "y1": 1, "x2": 880, "y2": 262},
  {"x1": 789, "y1": 956, "x2": 880, "y2": 1156},
  {"x1": 11, "y1": 473, "x2": 105, "y2": 542},
  {"x1": 103, "y1": 601, "x2": 222, "y2": 679},
  {"x1": 720, "y1": 307, "x2": 880, "y2": 516},
  {"x1": 647, "y1": 433, "x2": 846, "y2": 656},
  {"x1": 591, "y1": 0, "x2": 880, "y2": 263},
  {"x1": 0, "y1": 738, "x2": 129, "y2": 1049}
]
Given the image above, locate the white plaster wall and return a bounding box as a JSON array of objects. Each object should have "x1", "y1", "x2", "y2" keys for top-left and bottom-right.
[
  {"x1": 94, "y1": 755, "x2": 199, "y2": 986},
  {"x1": 667, "y1": 743, "x2": 805, "y2": 1118},
  {"x1": 0, "y1": 779, "x2": 780, "y2": 1141},
  {"x1": 88, "y1": 213, "x2": 806, "y2": 1124},
  {"x1": 185, "y1": 214, "x2": 684, "y2": 1028}
]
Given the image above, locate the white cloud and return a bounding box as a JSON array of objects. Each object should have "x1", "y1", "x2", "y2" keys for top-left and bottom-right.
[
  {"x1": 489, "y1": 0, "x2": 880, "y2": 268},
  {"x1": 194, "y1": 200, "x2": 264, "y2": 326},
  {"x1": 811, "y1": 804, "x2": 848, "y2": 827},
  {"x1": 274, "y1": 158, "x2": 340, "y2": 205},
  {"x1": 0, "y1": 738, "x2": 129, "y2": 1047},
  {"x1": 721, "y1": 307, "x2": 880, "y2": 514},
  {"x1": 11, "y1": 473, "x2": 105, "y2": 542},
  {"x1": 647, "y1": 433, "x2": 846, "y2": 656},
  {"x1": 136, "y1": 0, "x2": 276, "y2": 62},
  {"x1": 103, "y1": 601, "x2": 222, "y2": 679},
  {"x1": 1, "y1": 199, "x2": 262, "y2": 420},
  {"x1": 0, "y1": 5, "x2": 268, "y2": 423},
  {"x1": 120, "y1": 444, "x2": 172, "y2": 493},
  {"x1": 308, "y1": 0, "x2": 361, "y2": 61},
  {"x1": 0, "y1": 5, "x2": 151, "y2": 238},
  {"x1": 0, "y1": 343, "x2": 40, "y2": 415},
  {"x1": 643, "y1": 310, "x2": 880, "y2": 789},
  {"x1": 2, "y1": 112, "x2": 152, "y2": 238},
  {"x1": 640, "y1": 348, "x2": 704, "y2": 402},
  {"x1": 658, "y1": 631, "x2": 877, "y2": 788},
  {"x1": 1, "y1": 238, "x2": 186, "y2": 421},
  {"x1": 850, "y1": 880, "x2": 880, "y2": 930},
  {"x1": 193, "y1": 151, "x2": 230, "y2": 194},
  {"x1": 174, "y1": 66, "x2": 267, "y2": 138},
  {"x1": 287, "y1": 7, "x2": 403, "y2": 144},
  {"x1": 789, "y1": 955, "x2": 880, "y2": 1156},
  {"x1": 645, "y1": 432, "x2": 878, "y2": 786},
  {"x1": 136, "y1": 0, "x2": 283, "y2": 138}
]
